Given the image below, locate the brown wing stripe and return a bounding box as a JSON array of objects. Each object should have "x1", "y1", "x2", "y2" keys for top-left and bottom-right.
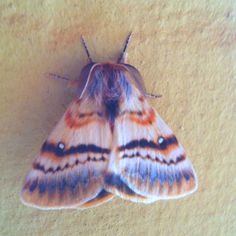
[
  {"x1": 118, "y1": 135, "x2": 178, "y2": 151},
  {"x1": 122, "y1": 153, "x2": 185, "y2": 165},
  {"x1": 41, "y1": 142, "x2": 110, "y2": 157},
  {"x1": 33, "y1": 156, "x2": 107, "y2": 174}
]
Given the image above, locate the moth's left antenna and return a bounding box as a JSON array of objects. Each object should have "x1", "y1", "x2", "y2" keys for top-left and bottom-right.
[{"x1": 81, "y1": 36, "x2": 93, "y2": 63}]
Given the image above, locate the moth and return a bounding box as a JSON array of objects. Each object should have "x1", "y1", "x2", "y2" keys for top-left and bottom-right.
[{"x1": 21, "y1": 33, "x2": 198, "y2": 209}]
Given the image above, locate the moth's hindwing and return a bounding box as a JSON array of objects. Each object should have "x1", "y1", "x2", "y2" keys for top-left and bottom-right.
[
  {"x1": 21, "y1": 99, "x2": 113, "y2": 209},
  {"x1": 105, "y1": 88, "x2": 198, "y2": 202}
]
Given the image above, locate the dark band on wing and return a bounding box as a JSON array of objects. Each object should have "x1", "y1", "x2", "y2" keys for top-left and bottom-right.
[
  {"x1": 24, "y1": 169, "x2": 96, "y2": 195},
  {"x1": 122, "y1": 153, "x2": 186, "y2": 165},
  {"x1": 33, "y1": 155, "x2": 107, "y2": 174},
  {"x1": 118, "y1": 135, "x2": 178, "y2": 151},
  {"x1": 41, "y1": 141, "x2": 110, "y2": 157}
]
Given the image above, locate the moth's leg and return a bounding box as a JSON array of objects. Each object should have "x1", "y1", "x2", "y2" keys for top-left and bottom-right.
[
  {"x1": 47, "y1": 73, "x2": 71, "y2": 81},
  {"x1": 145, "y1": 92, "x2": 162, "y2": 99}
]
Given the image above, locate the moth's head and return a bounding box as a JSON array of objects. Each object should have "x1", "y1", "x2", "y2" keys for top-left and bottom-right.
[{"x1": 77, "y1": 34, "x2": 146, "y2": 99}]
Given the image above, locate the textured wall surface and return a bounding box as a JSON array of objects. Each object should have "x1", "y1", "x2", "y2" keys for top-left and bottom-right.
[{"x1": 0, "y1": 1, "x2": 235, "y2": 235}]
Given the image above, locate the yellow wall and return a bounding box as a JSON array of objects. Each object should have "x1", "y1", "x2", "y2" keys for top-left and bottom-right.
[{"x1": 1, "y1": 1, "x2": 235, "y2": 235}]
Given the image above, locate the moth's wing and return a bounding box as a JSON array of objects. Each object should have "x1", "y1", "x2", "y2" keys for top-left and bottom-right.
[
  {"x1": 21, "y1": 98, "x2": 113, "y2": 209},
  {"x1": 105, "y1": 88, "x2": 198, "y2": 202},
  {"x1": 79, "y1": 189, "x2": 113, "y2": 209}
]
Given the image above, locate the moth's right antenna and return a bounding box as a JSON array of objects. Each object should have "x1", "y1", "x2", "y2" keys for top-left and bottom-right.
[
  {"x1": 81, "y1": 36, "x2": 93, "y2": 63},
  {"x1": 118, "y1": 32, "x2": 132, "y2": 63}
]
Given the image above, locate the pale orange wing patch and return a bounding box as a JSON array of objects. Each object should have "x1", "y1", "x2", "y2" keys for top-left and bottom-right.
[
  {"x1": 105, "y1": 87, "x2": 197, "y2": 202},
  {"x1": 21, "y1": 98, "x2": 113, "y2": 209}
]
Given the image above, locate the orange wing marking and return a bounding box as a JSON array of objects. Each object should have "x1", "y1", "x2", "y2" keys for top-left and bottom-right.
[{"x1": 65, "y1": 110, "x2": 104, "y2": 129}]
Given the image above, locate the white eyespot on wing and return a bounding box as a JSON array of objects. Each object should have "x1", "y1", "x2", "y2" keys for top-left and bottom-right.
[
  {"x1": 105, "y1": 91, "x2": 197, "y2": 202},
  {"x1": 21, "y1": 98, "x2": 113, "y2": 210}
]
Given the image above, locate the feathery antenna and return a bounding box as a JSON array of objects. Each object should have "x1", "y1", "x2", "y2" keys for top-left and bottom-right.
[{"x1": 118, "y1": 32, "x2": 132, "y2": 63}]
